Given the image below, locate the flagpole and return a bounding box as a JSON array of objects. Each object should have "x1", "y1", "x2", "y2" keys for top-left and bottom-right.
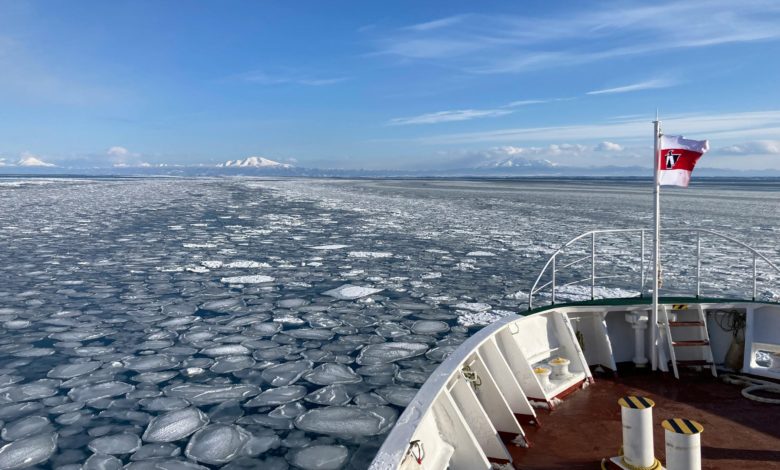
[{"x1": 651, "y1": 113, "x2": 661, "y2": 371}]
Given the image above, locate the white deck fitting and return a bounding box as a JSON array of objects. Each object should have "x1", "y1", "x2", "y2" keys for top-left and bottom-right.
[
  {"x1": 447, "y1": 377, "x2": 511, "y2": 462},
  {"x1": 744, "y1": 305, "x2": 780, "y2": 380}
]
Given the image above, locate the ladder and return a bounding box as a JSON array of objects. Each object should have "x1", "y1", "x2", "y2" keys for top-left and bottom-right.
[{"x1": 659, "y1": 304, "x2": 717, "y2": 379}]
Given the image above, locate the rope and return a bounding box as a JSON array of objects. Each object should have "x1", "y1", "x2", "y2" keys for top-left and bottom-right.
[
  {"x1": 741, "y1": 384, "x2": 780, "y2": 404},
  {"x1": 615, "y1": 446, "x2": 662, "y2": 470},
  {"x1": 722, "y1": 374, "x2": 780, "y2": 404},
  {"x1": 621, "y1": 456, "x2": 663, "y2": 470}
]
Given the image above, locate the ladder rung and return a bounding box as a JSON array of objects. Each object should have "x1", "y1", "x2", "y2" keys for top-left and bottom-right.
[
  {"x1": 669, "y1": 321, "x2": 704, "y2": 327},
  {"x1": 676, "y1": 360, "x2": 714, "y2": 366},
  {"x1": 672, "y1": 340, "x2": 710, "y2": 347}
]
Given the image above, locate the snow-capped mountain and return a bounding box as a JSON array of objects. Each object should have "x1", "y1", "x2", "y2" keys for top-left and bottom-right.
[
  {"x1": 218, "y1": 156, "x2": 292, "y2": 168},
  {"x1": 18, "y1": 155, "x2": 56, "y2": 167}
]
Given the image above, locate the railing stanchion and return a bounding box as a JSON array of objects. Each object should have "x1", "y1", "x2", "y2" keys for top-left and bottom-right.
[
  {"x1": 552, "y1": 255, "x2": 556, "y2": 305},
  {"x1": 696, "y1": 231, "x2": 701, "y2": 298},
  {"x1": 591, "y1": 232, "x2": 596, "y2": 300},
  {"x1": 753, "y1": 253, "x2": 757, "y2": 301},
  {"x1": 640, "y1": 230, "x2": 645, "y2": 297}
]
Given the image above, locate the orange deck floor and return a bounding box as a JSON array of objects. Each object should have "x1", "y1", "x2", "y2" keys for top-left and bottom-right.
[{"x1": 503, "y1": 368, "x2": 780, "y2": 469}]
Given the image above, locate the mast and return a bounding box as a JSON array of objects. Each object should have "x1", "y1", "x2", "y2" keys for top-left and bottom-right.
[{"x1": 651, "y1": 113, "x2": 661, "y2": 371}]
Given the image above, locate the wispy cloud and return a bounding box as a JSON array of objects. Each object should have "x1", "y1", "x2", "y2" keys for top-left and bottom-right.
[
  {"x1": 587, "y1": 79, "x2": 676, "y2": 95},
  {"x1": 235, "y1": 70, "x2": 348, "y2": 86},
  {"x1": 389, "y1": 96, "x2": 566, "y2": 125},
  {"x1": 718, "y1": 140, "x2": 780, "y2": 155},
  {"x1": 419, "y1": 110, "x2": 780, "y2": 144},
  {"x1": 388, "y1": 108, "x2": 511, "y2": 125},
  {"x1": 374, "y1": 1, "x2": 780, "y2": 73}
]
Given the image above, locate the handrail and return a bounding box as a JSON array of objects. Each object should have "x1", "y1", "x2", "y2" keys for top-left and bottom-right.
[{"x1": 528, "y1": 228, "x2": 780, "y2": 310}]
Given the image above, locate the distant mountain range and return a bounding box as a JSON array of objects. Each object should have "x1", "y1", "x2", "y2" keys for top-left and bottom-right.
[
  {"x1": 2, "y1": 155, "x2": 779, "y2": 178},
  {"x1": 217, "y1": 156, "x2": 292, "y2": 169}
]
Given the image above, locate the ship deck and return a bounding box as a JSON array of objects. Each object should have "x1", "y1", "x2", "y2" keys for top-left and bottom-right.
[{"x1": 504, "y1": 366, "x2": 780, "y2": 469}]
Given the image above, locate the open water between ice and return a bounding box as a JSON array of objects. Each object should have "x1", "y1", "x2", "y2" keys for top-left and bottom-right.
[{"x1": 0, "y1": 177, "x2": 779, "y2": 469}]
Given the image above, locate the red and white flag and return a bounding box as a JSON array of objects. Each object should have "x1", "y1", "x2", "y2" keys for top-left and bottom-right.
[{"x1": 658, "y1": 135, "x2": 709, "y2": 187}]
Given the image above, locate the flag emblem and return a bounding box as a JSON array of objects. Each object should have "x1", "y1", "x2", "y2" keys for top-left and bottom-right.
[{"x1": 658, "y1": 135, "x2": 709, "y2": 187}]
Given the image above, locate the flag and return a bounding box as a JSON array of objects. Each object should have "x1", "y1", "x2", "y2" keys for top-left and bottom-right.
[{"x1": 658, "y1": 135, "x2": 709, "y2": 187}]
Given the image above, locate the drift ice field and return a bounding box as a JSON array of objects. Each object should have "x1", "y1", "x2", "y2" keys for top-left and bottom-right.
[{"x1": 0, "y1": 177, "x2": 778, "y2": 469}]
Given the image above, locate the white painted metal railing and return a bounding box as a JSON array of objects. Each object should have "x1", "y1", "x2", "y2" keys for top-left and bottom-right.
[{"x1": 528, "y1": 228, "x2": 780, "y2": 310}]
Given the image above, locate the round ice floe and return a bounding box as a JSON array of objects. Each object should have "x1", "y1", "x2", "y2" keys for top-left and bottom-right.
[
  {"x1": 245, "y1": 386, "x2": 307, "y2": 407},
  {"x1": 0, "y1": 381, "x2": 59, "y2": 403},
  {"x1": 250, "y1": 322, "x2": 283, "y2": 337},
  {"x1": 210, "y1": 356, "x2": 255, "y2": 374},
  {"x1": 375, "y1": 385, "x2": 419, "y2": 407},
  {"x1": 0, "y1": 432, "x2": 57, "y2": 469},
  {"x1": 184, "y1": 424, "x2": 251, "y2": 465},
  {"x1": 453, "y1": 302, "x2": 491, "y2": 312},
  {"x1": 1, "y1": 416, "x2": 52, "y2": 441},
  {"x1": 268, "y1": 402, "x2": 307, "y2": 419},
  {"x1": 67, "y1": 381, "x2": 134, "y2": 403},
  {"x1": 303, "y1": 363, "x2": 361, "y2": 385},
  {"x1": 0, "y1": 403, "x2": 44, "y2": 421},
  {"x1": 347, "y1": 251, "x2": 392, "y2": 258},
  {"x1": 322, "y1": 285, "x2": 383, "y2": 300},
  {"x1": 47, "y1": 361, "x2": 102, "y2": 379},
  {"x1": 124, "y1": 458, "x2": 208, "y2": 470},
  {"x1": 3, "y1": 321, "x2": 30, "y2": 330},
  {"x1": 131, "y1": 443, "x2": 181, "y2": 460},
  {"x1": 466, "y1": 251, "x2": 496, "y2": 257},
  {"x1": 123, "y1": 355, "x2": 180, "y2": 372},
  {"x1": 294, "y1": 406, "x2": 397, "y2": 436},
  {"x1": 209, "y1": 400, "x2": 245, "y2": 424},
  {"x1": 220, "y1": 275, "x2": 274, "y2": 284},
  {"x1": 304, "y1": 385, "x2": 352, "y2": 406},
  {"x1": 138, "y1": 397, "x2": 190, "y2": 412},
  {"x1": 285, "y1": 329, "x2": 335, "y2": 341},
  {"x1": 356, "y1": 342, "x2": 429, "y2": 365},
  {"x1": 410, "y1": 320, "x2": 449, "y2": 335},
  {"x1": 289, "y1": 444, "x2": 349, "y2": 470},
  {"x1": 132, "y1": 371, "x2": 178, "y2": 384},
  {"x1": 276, "y1": 298, "x2": 308, "y2": 308},
  {"x1": 242, "y1": 429, "x2": 281, "y2": 456},
  {"x1": 162, "y1": 384, "x2": 260, "y2": 406},
  {"x1": 142, "y1": 407, "x2": 209, "y2": 443},
  {"x1": 260, "y1": 361, "x2": 313, "y2": 387},
  {"x1": 83, "y1": 453, "x2": 123, "y2": 470},
  {"x1": 88, "y1": 432, "x2": 142, "y2": 454},
  {"x1": 199, "y1": 298, "x2": 243, "y2": 312},
  {"x1": 200, "y1": 345, "x2": 251, "y2": 357}
]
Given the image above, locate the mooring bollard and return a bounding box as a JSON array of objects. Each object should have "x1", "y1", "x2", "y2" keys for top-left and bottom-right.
[
  {"x1": 605, "y1": 396, "x2": 662, "y2": 469},
  {"x1": 662, "y1": 418, "x2": 703, "y2": 470}
]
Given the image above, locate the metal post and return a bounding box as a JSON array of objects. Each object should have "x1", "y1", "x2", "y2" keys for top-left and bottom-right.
[
  {"x1": 753, "y1": 253, "x2": 757, "y2": 301},
  {"x1": 640, "y1": 230, "x2": 645, "y2": 297},
  {"x1": 591, "y1": 232, "x2": 596, "y2": 300},
  {"x1": 651, "y1": 116, "x2": 661, "y2": 371},
  {"x1": 696, "y1": 231, "x2": 701, "y2": 298},
  {"x1": 552, "y1": 255, "x2": 556, "y2": 305}
]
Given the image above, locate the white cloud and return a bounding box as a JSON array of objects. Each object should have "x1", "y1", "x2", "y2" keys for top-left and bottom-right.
[
  {"x1": 375, "y1": 2, "x2": 780, "y2": 73},
  {"x1": 388, "y1": 108, "x2": 512, "y2": 125},
  {"x1": 107, "y1": 146, "x2": 129, "y2": 157},
  {"x1": 587, "y1": 79, "x2": 676, "y2": 95},
  {"x1": 595, "y1": 141, "x2": 624, "y2": 151},
  {"x1": 718, "y1": 140, "x2": 780, "y2": 155}
]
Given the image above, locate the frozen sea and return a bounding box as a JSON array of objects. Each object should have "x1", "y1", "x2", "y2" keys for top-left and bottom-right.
[{"x1": 0, "y1": 176, "x2": 779, "y2": 469}]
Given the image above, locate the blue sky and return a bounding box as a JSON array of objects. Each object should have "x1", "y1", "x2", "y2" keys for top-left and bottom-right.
[{"x1": 1, "y1": 0, "x2": 780, "y2": 170}]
